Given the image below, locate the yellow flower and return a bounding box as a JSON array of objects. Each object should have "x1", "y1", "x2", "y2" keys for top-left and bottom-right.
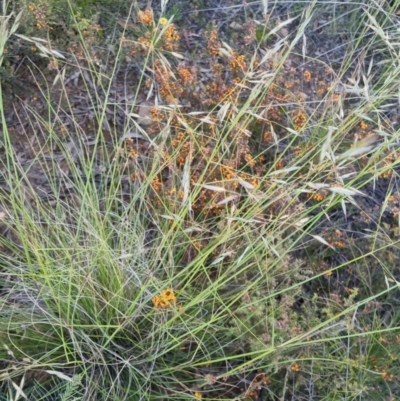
[
  {"x1": 159, "y1": 17, "x2": 168, "y2": 26},
  {"x1": 194, "y1": 392, "x2": 202, "y2": 399}
]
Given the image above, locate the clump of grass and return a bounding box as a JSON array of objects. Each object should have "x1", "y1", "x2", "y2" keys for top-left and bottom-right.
[{"x1": 0, "y1": 0, "x2": 400, "y2": 400}]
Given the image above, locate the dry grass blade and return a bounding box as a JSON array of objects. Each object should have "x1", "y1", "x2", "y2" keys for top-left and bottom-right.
[
  {"x1": 217, "y1": 194, "x2": 239, "y2": 205},
  {"x1": 237, "y1": 177, "x2": 254, "y2": 190},
  {"x1": 11, "y1": 377, "x2": 27, "y2": 401},
  {"x1": 200, "y1": 184, "x2": 228, "y2": 192},
  {"x1": 327, "y1": 186, "x2": 365, "y2": 196},
  {"x1": 312, "y1": 235, "x2": 333, "y2": 248},
  {"x1": 320, "y1": 127, "x2": 336, "y2": 163},
  {"x1": 336, "y1": 134, "x2": 380, "y2": 160},
  {"x1": 45, "y1": 370, "x2": 73, "y2": 382},
  {"x1": 14, "y1": 34, "x2": 65, "y2": 59}
]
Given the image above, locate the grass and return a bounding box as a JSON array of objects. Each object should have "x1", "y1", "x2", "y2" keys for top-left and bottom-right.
[{"x1": 0, "y1": 0, "x2": 400, "y2": 400}]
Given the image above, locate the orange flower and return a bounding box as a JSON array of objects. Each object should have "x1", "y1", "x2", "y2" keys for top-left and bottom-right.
[
  {"x1": 137, "y1": 10, "x2": 153, "y2": 26},
  {"x1": 152, "y1": 289, "x2": 177, "y2": 309},
  {"x1": 291, "y1": 362, "x2": 300, "y2": 372},
  {"x1": 163, "y1": 24, "x2": 180, "y2": 51},
  {"x1": 207, "y1": 29, "x2": 221, "y2": 57},
  {"x1": 303, "y1": 70, "x2": 311, "y2": 82},
  {"x1": 229, "y1": 53, "x2": 246, "y2": 72},
  {"x1": 162, "y1": 289, "x2": 176, "y2": 301},
  {"x1": 152, "y1": 295, "x2": 161, "y2": 307}
]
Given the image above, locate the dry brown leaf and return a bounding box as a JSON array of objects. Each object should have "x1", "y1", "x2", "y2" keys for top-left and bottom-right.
[
  {"x1": 229, "y1": 22, "x2": 242, "y2": 30},
  {"x1": 137, "y1": 101, "x2": 155, "y2": 126}
]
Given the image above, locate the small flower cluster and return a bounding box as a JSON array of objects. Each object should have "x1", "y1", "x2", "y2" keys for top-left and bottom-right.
[
  {"x1": 137, "y1": 9, "x2": 153, "y2": 26},
  {"x1": 325, "y1": 229, "x2": 347, "y2": 249},
  {"x1": 66, "y1": 19, "x2": 102, "y2": 62},
  {"x1": 303, "y1": 70, "x2": 312, "y2": 82},
  {"x1": 28, "y1": 2, "x2": 52, "y2": 31},
  {"x1": 381, "y1": 369, "x2": 394, "y2": 381},
  {"x1": 207, "y1": 28, "x2": 221, "y2": 57},
  {"x1": 229, "y1": 51, "x2": 246, "y2": 72},
  {"x1": 307, "y1": 190, "x2": 328, "y2": 202},
  {"x1": 153, "y1": 59, "x2": 184, "y2": 103},
  {"x1": 243, "y1": 372, "x2": 270, "y2": 400},
  {"x1": 177, "y1": 64, "x2": 197, "y2": 86},
  {"x1": 292, "y1": 109, "x2": 307, "y2": 131},
  {"x1": 152, "y1": 289, "x2": 177, "y2": 309},
  {"x1": 163, "y1": 24, "x2": 180, "y2": 51},
  {"x1": 291, "y1": 362, "x2": 300, "y2": 372}
]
